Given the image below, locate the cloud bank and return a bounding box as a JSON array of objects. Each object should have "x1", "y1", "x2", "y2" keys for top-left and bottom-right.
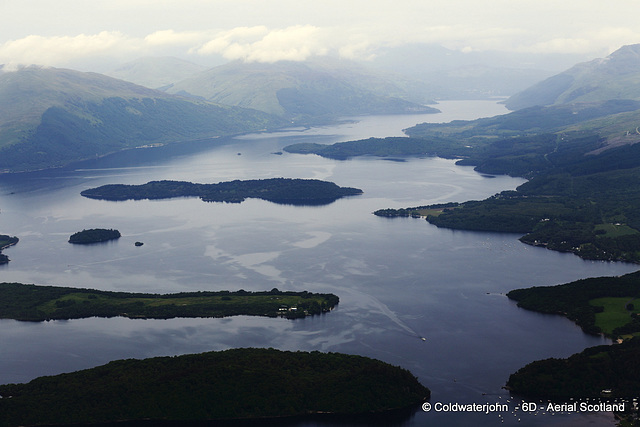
[{"x1": 1, "y1": 21, "x2": 639, "y2": 70}]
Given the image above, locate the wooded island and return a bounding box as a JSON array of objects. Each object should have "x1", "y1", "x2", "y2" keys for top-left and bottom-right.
[
  {"x1": 0, "y1": 235, "x2": 18, "y2": 264},
  {"x1": 81, "y1": 178, "x2": 363, "y2": 205},
  {"x1": 0, "y1": 348, "x2": 430, "y2": 426},
  {"x1": 68, "y1": 228, "x2": 121, "y2": 244},
  {"x1": 0, "y1": 283, "x2": 339, "y2": 321}
]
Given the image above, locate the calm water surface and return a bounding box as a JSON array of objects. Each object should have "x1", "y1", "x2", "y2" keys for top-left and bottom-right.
[{"x1": 0, "y1": 101, "x2": 635, "y2": 426}]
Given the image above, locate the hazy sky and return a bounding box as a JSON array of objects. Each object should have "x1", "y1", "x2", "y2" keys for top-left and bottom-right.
[{"x1": 1, "y1": 0, "x2": 639, "y2": 70}]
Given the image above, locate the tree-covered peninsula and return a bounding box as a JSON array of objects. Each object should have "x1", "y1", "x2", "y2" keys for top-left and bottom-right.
[
  {"x1": 81, "y1": 178, "x2": 363, "y2": 205},
  {"x1": 507, "y1": 270, "x2": 640, "y2": 338},
  {"x1": 0, "y1": 348, "x2": 430, "y2": 426},
  {"x1": 0, "y1": 235, "x2": 18, "y2": 264},
  {"x1": 0, "y1": 283, "x2": 339, "y2": 321},
  {"x1": 359, "y1": 100, "x2": 640, "y2": 264},
  {"x1": 506, "y1": 336, "x2": 640, "y2": 400},
  {"x1": 68, "y1": 228, "x2": 121, "y2": 244}
]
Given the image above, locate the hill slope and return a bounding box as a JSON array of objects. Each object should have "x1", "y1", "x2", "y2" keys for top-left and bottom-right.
[
  {"x1": 505, "y1": 44, "x2": 640, "y2": 110},
  {"x1": 0, "y1": 65, "x2": 283, "y2": 172},
  {"x1": 166, "y1": 59, "x2": 439, "y2": 120}
]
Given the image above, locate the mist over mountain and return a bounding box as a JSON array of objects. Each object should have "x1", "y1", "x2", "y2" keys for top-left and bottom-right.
[
  {"x1": 89, "y1": 43, "x2": 590, "y2": 106},
  {"x1": 106, "y1": 57, "x2": 207, "y2": 90},
  {"x1": 365, "y1": 43, "x2": 587, "y2": 100},
  {"x1": 505, "y1": 44, "x2": 640, "y2": 110},
  {"x1": 165, "y1": 59, "x2": 440, "y2": 120},
  {"x1": 0, "y1": 65, "x2": 283, "y2": 172}
]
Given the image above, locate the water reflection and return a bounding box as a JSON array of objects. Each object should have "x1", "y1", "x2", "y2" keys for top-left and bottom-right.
[{"x1": 0, "y1": 101, "x2": 632, "y2": 426}]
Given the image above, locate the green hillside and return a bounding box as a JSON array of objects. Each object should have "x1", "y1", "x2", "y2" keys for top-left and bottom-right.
[
  {"x1": 505, "y1": 44, "x2": 640, "y2": 110},
  {"x1": 0, "y1": 65, "x2": 284, "y2": 172}
]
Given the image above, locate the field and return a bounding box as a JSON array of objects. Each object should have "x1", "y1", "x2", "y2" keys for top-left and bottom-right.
[{"x1": 590, "y1": 296, "x2": 638, "y2": 336}]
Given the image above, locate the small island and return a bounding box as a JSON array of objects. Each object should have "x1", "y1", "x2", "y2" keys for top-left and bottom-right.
[
  {"x1": 68, "y1": 228, "x2": 121, "y2": 244},
  {"x1": 81, "y1": 178, "x2": 363, "y2": 206},
  {"x1": 0, "y1": 235, "x2": 18, "y2": 264},
  {"x1": 0, "y1": 283, "x2": 339, "y2": 321},
  {"x1": 0, "y1": 348, "x2": 430, "y2": 426}
]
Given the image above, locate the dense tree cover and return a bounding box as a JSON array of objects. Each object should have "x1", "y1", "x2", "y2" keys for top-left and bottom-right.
[
  {"x1": 0, "y1": 283, "x2": 339, "y2": 321},
  {"x1": 68, "y1": 228, "x2": 121, "y2": 244},
  {"x1": 506, "y1": 336, "x2": 640, "y2": 399},
  {"x1": 507, "y1": 271, "x2": 640, "y2": 337},
  {"x1": 0, "y1": 235, "x2": 18, "y2": 264},
  {"x1": 361, "y1": 104, "x2": 640, "y2": 263},
  {"x1": 0, "y1": 348, "x2": 430, "y2": 426},
  {"x1": 81, "y1": 178, "x2": 363, "y2": 205},
  {"x1": 427, "y1": 148, "x2": 640, "y2": 262}
]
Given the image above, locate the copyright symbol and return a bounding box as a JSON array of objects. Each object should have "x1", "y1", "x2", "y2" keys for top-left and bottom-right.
[{"x1": 422, "y1": 402, "x2": 432, "y2": 412}]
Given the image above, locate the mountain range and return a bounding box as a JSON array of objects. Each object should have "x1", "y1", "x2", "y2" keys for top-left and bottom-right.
[
  {"x1": 3, "y1": 43, "x2": 640, "y2": 173},
  {"x1": 505, "y1": 44, "x2": 640, "y2": 110},
  {"x1": 0, "y1": 65, "x2": 283, "y2": 172},
  {"x1": 164, "y1": 59, "x2": 440, "y2": 120}
]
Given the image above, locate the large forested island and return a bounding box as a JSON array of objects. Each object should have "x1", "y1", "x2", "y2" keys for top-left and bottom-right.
[
  {"x1": 0, "y1": 283, "x2": 339, "y2": 321},
  {"x1": 81, "y1": 178, "x2": 363, "y2": 205},
  {"x1": 0, "y1": 348, "x2": 430, "y2": 427}
]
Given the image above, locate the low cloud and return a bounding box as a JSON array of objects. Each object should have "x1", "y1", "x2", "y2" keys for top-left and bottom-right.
[
  {"x1": 195, "y1": 25, "x2": 329, "y2": 63},
  {"x1": 0, "y1": 31, "x2": 140, "y2": 68},
  {"x1": 523, "y1": 38, "x2": 594, "y2": 55},
  {"x1": 1, "y1": 22, "x2": 638, "y2": 71},
  {"x1": 145, "y1": 29, "x2": 211, "y2": 47}
]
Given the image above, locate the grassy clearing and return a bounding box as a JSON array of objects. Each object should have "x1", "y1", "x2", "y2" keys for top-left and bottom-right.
[
  {"x1": 594, "y1": 223, "x2": 639, "y2": 238},
  {"x1": 590, "y1": 297, "x2": 637, "y2": 335},
  {"x1": 415, "y1": 207, "x2": 447, "y2": 217}
]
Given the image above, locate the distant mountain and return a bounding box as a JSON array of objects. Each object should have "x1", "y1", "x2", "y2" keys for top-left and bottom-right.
[
  {"x1": 106, "y1": 57, "x2": 207, "y2": 89},
  {"x1": 505, "y1": 44, "x2": 640, "y2": 110},
  {"x1": 0, "y1": 65, "x2": 283, "y2": 172},
  {"x1": 367, "y1": 43, "x2": 581, "y2": 100},
  {"x1": 412, "y1": 65, "x2": 554, "y2": 100},
  {"x1": 165, "y1": 59, "x2": 439, "y2": 120}
]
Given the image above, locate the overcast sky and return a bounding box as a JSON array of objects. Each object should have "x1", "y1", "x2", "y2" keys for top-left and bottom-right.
[{"x1": 1, "y1": 0, "x2": 639, "y2": 70}]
